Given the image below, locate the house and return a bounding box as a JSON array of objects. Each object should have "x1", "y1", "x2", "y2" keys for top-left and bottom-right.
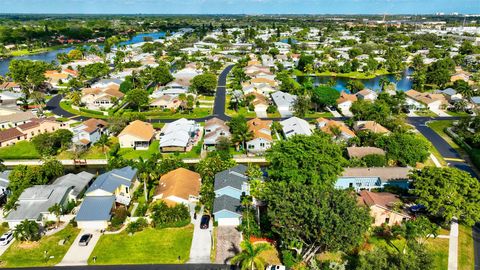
[
  {"x1": 213, "y1": 165, "x2": 248, "y2": 226},
  {"x1": 335, "y1": 167, "x2": 411, "y2": 191},
  {"x1": 91, "y1": 79, "x2": 123, "y2": 89},
  {"x1": 359, "y1": 190, "x2": 411, "y2": 226},
  {"x1": 0, "y1": 91, "x2": 22, "y2": 106},
  {"x1": 81, "y1": 85, "x2": 125, "y2": 110},
  {"x1": 337, "y1": 92, "x2": 358, "y2": 116},
  {"x1": 356, "y1": 89, "x2": 378, "y2": 101},
  {"x1": 247, "y1": 92, "x2": 269, "y2": 118},
  {"x1": 6, "y1": 184, "x2": 73, "y2": 228},
  {"x1": 204, "y1": 117, "x2": 231, "y2": 150},
  {"x1": 250, "y1": 78, "x2": 278, "y2": 88},
  {"x1": 152, "y1": 168, "x2": 201, "y2": 207},
  {"x1": 53, "y1": 171, "x2": 95, "y2": 201},
  {"x1": 149, "y1": 95, "x2": 183, "y2": 110},
  {"x1": 246, "y1": 118, "x2": 272, "y2": 154},
  {"x1": 159, "y1": 118, "x2": 201, "y2": 152},
  {"x1": 16, "y1": 117, "x2": 67, "y2": 140},
  {"x1": 72, "y1": 119, "x2": 109, "y2": 147},
  {"x1": 0, "y1": 128, "x2": 27, "y2": 147},
  {"x1": 0, "y1": 82, "x2": 21, "y2": 92},
  {"x1": 76, "y1": 166, "x2": 137, "y2": 229},
  {"x1": 405, "y1": 90, "x2": 447, "y2": 111},
  {"x1": 242, "y1": 83, "x2": 276, "y2": 96},
  {"x1": 44, "y1": 70, "x2": 71, "y2": 86},
  {"x1": 0, "y1": 111, "x2": 35, "y2": 129},
  {"x1": 316, "y1": 118, "x2": 356, "y2": 141},
  {"x1": 353, "y1": 121, "x2": 390, "y2": 134},
  {"x1": 118, "y1": 120, "x2": 155, "y2": 150},
  {"x1": 271, "y1": 91, "x2": 297, "y2": 117},
  {"x1": 347, "y1": 146, "x2": 386, "y2": 159},
  {"x1": 280, "y1": 117, "x2": 312, "y2": 139}
]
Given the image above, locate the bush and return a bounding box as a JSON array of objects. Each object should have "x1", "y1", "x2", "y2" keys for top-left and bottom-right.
[
  {"x1": 362, "y1": 154, "x2": 386, "y2": 167},
  {"x1": 150, "y1": 201, "x2": 190, "y2": 229},
  {"x1": 111, "y1": 206, "x2": 128, "y2": 228},
  {"x1": 281, "y1": 250, "x2": 299, "y2": 268},
  {"x1": 134, "y1": 203, "x2": 148, "y2": 217},
  {"x1": 126, "y1": 218, "x2": 148, "y2": 234}
]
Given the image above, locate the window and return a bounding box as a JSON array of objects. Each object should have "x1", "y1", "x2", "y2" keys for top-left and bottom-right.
[
  {"x1": 125, "y1": 187, "x2": 129, "y2": 194},
  {"x1": 402, "y1": 218, "x2": 407, "y2": 222},
  {"x1": 385, "y1": 218, "x2": 390, "y2": 224},
  {"x1": 349, "y1": 183, "x2": 353, "y2": 188},
  {"x1": 248, "y1": 144, "x2": 254, "y2": 149},
  {"x1": 260, "y1": 143, "x2": 265, "y2": 147}
]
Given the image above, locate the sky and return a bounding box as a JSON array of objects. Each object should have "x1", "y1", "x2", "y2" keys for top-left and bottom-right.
[{"x1": 1, "y1": 0, "x2": 479, "y2": 15}]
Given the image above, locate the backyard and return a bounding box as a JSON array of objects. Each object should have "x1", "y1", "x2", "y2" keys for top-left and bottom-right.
[
  {"x1": 0, "y1": 225, "x2": 80, "y2": 268},
  {"x1": 0, "y1": 141, "x2": 41, "y2": 159},
  {"x1": 88, "y1": 225, "x2": 193, "y2": 265}
]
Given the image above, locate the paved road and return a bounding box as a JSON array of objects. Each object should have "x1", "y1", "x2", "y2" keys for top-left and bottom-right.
[
  {"x1": 2, "y1": 265, "x2": 237, "y2": 270},
  {"x1": 45, "y1": 95, "x2": 89, "y2": 122},
  {"x1": 58, "y1": 230, "x2": 102, "y2": 266},
  {"x1": 212, "y1": 65, "x2": 233, "y2": 120}
]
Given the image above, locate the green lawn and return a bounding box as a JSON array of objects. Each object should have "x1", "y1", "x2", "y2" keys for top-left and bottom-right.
[
  {"x1": 305, "y1": 111, "x2": 334, "y2": 118},
  {"x1": 59, "y1": 101, "x2": 108, "y2": 119},
  {"x1": 0, "y1": 225, "x2": 80, "y2": 268},
  {"x1": 426, "y1": 237, "x2": 449, "y2": 270},
  {"x1": 143, "y1": 108, "x2": 212, "y2": 120},
  {"x1": 88, "y1": 226, "x2": 193, "y2": 265},
  {"x1": 57, "y1": 145, "x2": 107, "y2": 160},
  {"x1": 415, "y1": 110, "x2": 438, "y2": 117},
  {"x1": 0, "y1": 141, "x2": 41, "y2": 159},
  {"x1": 294, "y1": 69, "x2": 392, "y2": 79},
  {"x1": 119, "y1": 140, "x2": 160, "y2": 160},
  {"x1": 458, "y1": 225, "x2": 475, "y2": 270},
  {"x1": 446, "y1": 111, "x2": 470, "y2": 117}
]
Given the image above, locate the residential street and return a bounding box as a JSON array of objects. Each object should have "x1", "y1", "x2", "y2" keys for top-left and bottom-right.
[
  {"x1": 57, "y1": 230, "x2": 102, "y2": 266},
  {"x1": 2, "y1": 264, "x2": 237, "y2": 270}
]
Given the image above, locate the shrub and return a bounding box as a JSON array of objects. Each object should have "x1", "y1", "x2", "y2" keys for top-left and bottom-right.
[
  {"x1": 126, "y1": 218, "x2": 148, "y2": 234},
  {"x1": 281, "y1": 250, "x2": 299, "y2": 268},
  {"x1": 111, "y1": 206, "x2": 128, "y2": 228},
  {"x1": 134, "y1": 203, "x2": 148, "y2": 217},
  {"x1": 362, "y1": 154, "x2": 386, "y2": 167},
  {"x1": 150, "y1": 201, "x2": 190, "y2": 228}
]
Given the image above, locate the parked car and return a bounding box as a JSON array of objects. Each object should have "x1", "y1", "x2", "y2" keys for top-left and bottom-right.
[
  {"x1": 78, "y1": 233, "x2": 93, "y2": 246},
  {"x1": 200, "y1": 215, "x2": 210, "y2": 229},
  {"x1": 0, "y1": 231, "x2": 13, "y2": 246},
  {"x1": 266, "y1": 265, "x2": 286, "y2": 270}
]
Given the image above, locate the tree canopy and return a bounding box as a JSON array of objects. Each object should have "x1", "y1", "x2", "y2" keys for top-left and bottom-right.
[{"x1": 190, "y1": 73, "x2": 217, "y2": 95}]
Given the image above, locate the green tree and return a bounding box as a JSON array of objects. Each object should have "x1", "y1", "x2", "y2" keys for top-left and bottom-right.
[
  {"x1": 228, "y1": 115, "x2": 253, "y2": 154},
  {"x1": 346, "y1": 80, "x2": 365, "y2": 93},
  {"x1": 453, "y1": 80, "x2": 474, "y2": 99},
  {"x1": 13, "y1": 220, "x2": 40, "y2": 242},
  {"x1": 190, "y1": 73, "x2": 217, "y2": 95},
  {"x1": 48, "y1": 203, "x2": 63, "y2": 226},
  {"x1": 8, "y1": 59, "x2": 49, "y2": 98},
  {"x1": 126, "y1": 89, "x2": 149, "y2": 111},
  {"x1": 410, "y1": 167, "x2": 480, "y2": 226},
  {"x1": 293, "y1": 94, "x2": 310, "y2": 118},
  {"x1": 158, "y1": 157, "x2": 187, "y2": 175},
  {"x1": 95, "y1": 134, "x2": 110, "y2": 159},
  {"x1": 230, "y1": 240, "x2": 272, "y2": 270},
  {"x1": 267, "y1": 132, "x2": 346, "y2": 187},
  {"x1": 311, "y1": 86, "x2": 340, "y2": 110},
  {"x1": 376, "y1": 132, "x2": 430, "y2": 166}
]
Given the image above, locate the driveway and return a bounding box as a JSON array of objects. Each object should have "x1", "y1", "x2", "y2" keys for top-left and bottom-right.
[
  {"x1": 0, "y1": 237, "x2": 14, "y2": 256},
  {"x1": 215, "y1": 226, "x2": 241, "y2": 264},
  {"x1": 57, "y1": 229, "x2": 102, "y2": 266},
  {"x1": 188, "y1": 213, "x2": 213, "y2": 263}
]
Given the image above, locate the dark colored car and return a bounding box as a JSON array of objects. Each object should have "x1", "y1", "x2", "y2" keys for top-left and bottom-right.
[
  {"x1": 78, "y1": 233, "x2": 93, "y2": 246},
  {"x1": 200, "y1": 215, "x2": 210, "y2": 229}
]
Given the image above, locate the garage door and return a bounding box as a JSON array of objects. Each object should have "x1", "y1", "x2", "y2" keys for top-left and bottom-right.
[
  {"x1": 77, "y1": 221, "x2": 108, "y2": 230},
  {"x1": 217, "y1": 218, "x2": 240, "y2": 226}
]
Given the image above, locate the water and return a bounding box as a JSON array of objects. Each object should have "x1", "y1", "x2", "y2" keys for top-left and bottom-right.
[
  {"x1": 297, "y1": 68, "x2": 413, "y2": 92},
  {"x1": 0, "y1": 32, "x2": 166, "y2": 76}
]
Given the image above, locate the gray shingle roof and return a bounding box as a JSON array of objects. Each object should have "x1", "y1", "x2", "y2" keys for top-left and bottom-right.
[
  {"x1": 86, "y1": 166, "x2": 137, "y2": 194},
  {"x1": 6, "y1": 185, "x2": 71, "y2": 222},
  {"x1": 213, "y1": 195, "x2": 242, "y2": 215},
  {"x1": 76, "y1": 196, "x2": 115, "y2": 221},
  {"x1": 53, "y1": 171, "x2": 95, "y2": 198},
  {"x1": 214, "y1": 165, "x2": 248, "y2": 191}
]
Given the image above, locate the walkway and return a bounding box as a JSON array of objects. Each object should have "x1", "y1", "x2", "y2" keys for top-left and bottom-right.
[
  {"x1": 58, "y1": 229, "x2": 102, "y2": 266},
  {"x1": 449, "y1": 218, "x2": 459, "y2": 270}
]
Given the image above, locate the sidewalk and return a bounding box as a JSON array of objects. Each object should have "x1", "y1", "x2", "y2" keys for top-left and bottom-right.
[{"x1": 448, "y1": 218, "x2": 459, "y2": 270}]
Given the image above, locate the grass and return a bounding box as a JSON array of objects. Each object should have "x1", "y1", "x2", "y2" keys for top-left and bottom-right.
[
  {"x1": 294, "y1": 69, "x2": 392, "y2": 79},
  {"x1": 446, "y1": 111, "x2": 470, "y2": 117},
  {"x1": 143, "y1": 108, "x2": 212, "y2": 120},
  {"x1": 0, "y1": 141, "x2": 41, "y2": 159},
  {"x1": 415, "y1": 132, "x2": 447, "y2": 167},
  {"x1": 0, "y1": 225, "x2": 80, "y2": 268},
  {"x1": 425, "y1": 237, "x2": 449, "y2": 270},
  {"x1": 211, "y1": 227, "x2": 217, "y2": 263},
  {"x1": 415, "y1": 110, "x2": 438, "y2": 117},
  {"x1": 57, "y1": 145, "x2": 108, "y2": 160},
  {"x1": 119, "y1": 140, "x2": 160, "y2": 160},
  {"x1": 88, "y1": 226, "x2": 194, "y2": 265},
  {"x1": 458, "y1": 225, "x2": 475, "y2": 270},
  {"x1": 305, "y1": 111, "x2": 334, "y2": 118},
  {"x1": 258, "y1": 243, "x2": 281, "y2": 265},
  {"x1": 59, "y1": 101, "x2": 108, "y2": 119}
]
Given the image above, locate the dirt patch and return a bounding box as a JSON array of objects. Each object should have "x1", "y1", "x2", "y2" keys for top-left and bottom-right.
[
  {"x1": 17, "y1": 241, "x2": 40, "y2": 249},
  {"x1": 215, "y1": 226, "x2": 241, "y2": 264}
]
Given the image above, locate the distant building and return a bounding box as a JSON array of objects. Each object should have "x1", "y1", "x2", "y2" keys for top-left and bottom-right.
[{"x1": 335, "y1": 167, "x2": 411, "y2": 191}]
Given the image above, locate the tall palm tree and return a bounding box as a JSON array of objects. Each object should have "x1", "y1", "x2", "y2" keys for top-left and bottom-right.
[
  {"x1": 379, "y1": 77, "x2": 390, "y2": 91},
  {"x1": 13, "y1": 220, "x2": 40, "y2": 242},
  {"x1": 135, "y1": 157, "x2": 153, "y2": 202},
  {"x1": 95, "y1": 134, "x2": 110, "y2": 159},
  {"x1": 48, "y1": 203, "x2": 63, "y2": 226},
  {"x1": 230, "y1": 240, "x2": 272, "y2": 270}
]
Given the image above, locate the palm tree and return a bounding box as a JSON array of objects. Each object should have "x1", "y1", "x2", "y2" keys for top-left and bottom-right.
[
  {"x1": 48, "y1": 203, "x2": 63, "y2": 226},
  {"x1": 230, "y1": 240, "x2": 272, "y2": 270},
  {"x1": 13, "y1": 219, "x2": 40, "y2": 242},
  {"x1": 135, "y1": 157, "x2": 153, "y2": 202},
  {"x1": 379, "y1": 77, "x2": 390, "y2": 91},
  {"x1": 241, "y1": 196, "x2": 253, "y2": 235},
  {"x1": 95, "y1": 134, "x2": 110, "y2": 159}
]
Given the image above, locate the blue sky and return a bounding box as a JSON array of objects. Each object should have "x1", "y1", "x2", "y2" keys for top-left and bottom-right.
[{"x1": 1, "y1": 0, "x2": 478, "y2": 14}]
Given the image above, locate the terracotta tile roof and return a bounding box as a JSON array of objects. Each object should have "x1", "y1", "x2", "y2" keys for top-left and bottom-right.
[
  {"x1": 247, "y1": 92, "x2": 268, "y2": 106},
  {"x1": 337, "y1": 91, "x2": 358, "y2": 104},
  {"x1": 0, "y1": 82, "x2": 20, "y2": 89},
  {"x1": 154, "y1": 168, "x2": 201, "y2": 203},
  {"x1": 347, "y1": 147, "x2": 385, "y2": 158},
  {"x1": 250, "y1": 78, "x2": 277, "y2": 87},
  {"x1": 0, "y1": 128, "x2": 25, "y2": 143},
  {"x1": 359, "y1": 190, "x2": 400, "y2": 209},
  {"x1": 118, "y1": 120, "x2": 154, "y2": 141},
  {"x1": 405, "y1": 90, "x2": 447, "y2": 105},
  {"x1": 82, "y1": 119, "x2": 108, "y2": 133},
  {"x1": 247, "y1": 118, "x2": 272, "y2": 142},
  {"x1": 354, "y1": 121, "x2": 390, "y2": 134},
  {"x1": 316, "y1": 118, "x2": 356, "y2": 138}
]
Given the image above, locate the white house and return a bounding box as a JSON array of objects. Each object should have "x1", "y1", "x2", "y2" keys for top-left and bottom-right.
[
  {"x1": 118, "y1": 120, "x2": 155, "y2": 150},
  {"x1": 280, "y1": 117, "x2": 312, "y2": 139},
  {"x1": 271, "y1": 91, "x2": 297, "y2": 117},
  {"x1": 246, "y1": 118, "x2": 273, "y2": 154}
]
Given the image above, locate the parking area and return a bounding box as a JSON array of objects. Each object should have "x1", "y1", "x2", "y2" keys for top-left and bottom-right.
[
  {"x1": 188, "y1": 214, "x2": 213, "y2": 263},
  {"x1": 57, "y1": 229, "x2": 101, "y2": 266},
  {"x1": 215, "y1": 226, "x2": 241, "y2": 264}
]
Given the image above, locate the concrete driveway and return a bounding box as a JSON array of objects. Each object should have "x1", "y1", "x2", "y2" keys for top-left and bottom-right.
[
  {"x1": 215, "y1": 226, "x2": 241, "y2": 264},
  {"x1": 188, "y1": 214, "x2": 213, "y2": 263},
  {"x1": 57, "y1": 229, "x2": 102, "y2": 266},
  {"x1": 0, "y1": 237, "x2": 14, "y2": 256}
]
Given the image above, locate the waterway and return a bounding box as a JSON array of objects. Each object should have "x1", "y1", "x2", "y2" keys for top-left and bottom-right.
[
  {"x1": 297, "y1": 68, "x2": 414, "y2": 92},
  {"x1": 0, "y1": 32, "x2": 166, "y2": 76}
]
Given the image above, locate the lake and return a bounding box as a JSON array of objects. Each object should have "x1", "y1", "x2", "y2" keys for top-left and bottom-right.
[
  {"x1": 297, "y1": 68, "x2": 413, "y2": 92},
  {"x1": 0, "y1": 32, "x2": 166, "y2": 76}
]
